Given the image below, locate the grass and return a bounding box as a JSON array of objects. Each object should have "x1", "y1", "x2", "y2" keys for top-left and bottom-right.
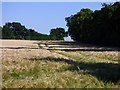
[
  {"x1": 2, "y1": 49, "x2": 120, "y2": 88},
  {"x1": 56, "y1": 51, "x2": 119, "y2": 63}
]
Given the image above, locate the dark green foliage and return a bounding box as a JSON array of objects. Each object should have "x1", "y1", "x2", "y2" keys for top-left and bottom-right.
[
  {"x1": 1, "y1": 22, "x2": 67, "y2": 40},
  {"x1": 0, "y1": 26, "x2": 2, "y2": 39},
  {"x1": 66, "y1": 2, "x2": 120, "y2": 46},
  {"x1": 1, "y1": 22, "x2": 50, "y2": 40},
  {"x1": 0, "y1": 26, "x2": 2, "y2": 30},
  {"x1": 50, "y1": 27, "x2": 68, "y2": 40},
  {"x1": 66, "y1": 8, "x2": 93, "y2": 42}
]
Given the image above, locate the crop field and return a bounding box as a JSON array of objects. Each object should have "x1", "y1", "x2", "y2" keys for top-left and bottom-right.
[{"x1": 1, "y1": 40, "x2": 120, "y2": 88}]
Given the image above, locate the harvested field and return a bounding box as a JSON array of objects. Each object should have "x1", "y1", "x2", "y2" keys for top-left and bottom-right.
[{"x1": 1, "y1": 40, "x2": 120, "y2": 88}]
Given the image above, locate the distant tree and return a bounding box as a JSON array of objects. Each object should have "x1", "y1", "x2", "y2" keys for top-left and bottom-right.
[
  {"x1": 2, "y1": 22, "x2": 51, "y2": 40},
  {"x1": 2, "y1": 22, "x2": 15, "y2": 39},
  {"x1": 0, "y1": 26, "x2": 2, "y2": 30},
  {"x1": 0, "y1": 26, "x2": 2, "y2": 39},
  {"x1": 50, "y1": 27, "x2": 68, "y2": 40}
]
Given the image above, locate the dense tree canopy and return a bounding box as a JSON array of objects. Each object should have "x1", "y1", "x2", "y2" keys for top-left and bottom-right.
[
  {"x1": 0, "y1": 26, "x2": 2, "y2": 30},
  {"x1": 50, "y1": 28, "x2": 68, "y2": 40},
  {"x1": 1, "y1": 22, "x2": 50, "y2": 40},
  {"x1": 0, "y1": 26, "x2": 2, "y2": 38},
  {"x1": 66, "y1": 8, "x2": 93, "y2": 41},
  {"x1": 1, "y1": 22, "x2": 67, "y2": 40},
  {"x1": 66, "y1": 2, "x2": 120, "y2": 46}
]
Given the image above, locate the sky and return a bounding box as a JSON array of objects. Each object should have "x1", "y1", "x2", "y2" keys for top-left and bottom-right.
[{"x1": 1, "y1": 2, "x2": 114, "y2": 40}]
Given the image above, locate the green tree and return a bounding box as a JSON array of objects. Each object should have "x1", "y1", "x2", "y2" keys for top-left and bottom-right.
[
  {"x1": 2, "y1": 22, "x2": 51, "y2": 40},
  {"x1": 92, "y1": 2, "x2": 120, "y2": 46},
  {"x1": 50, "y1": 27, "x2": 68, "y2": 40},
  {"x1": 66, "y1": 2, "x2": 120, "y2": 46},
  {"x1": 0, "y1": 26, "x2": 2, "y2": 39},
  {"x1": 0, "y1": 26, "x2": 2, "y2": 31},
  {"x1": 2, "y1": 22, "x2": 15, "y2": 39},
  {"x1": 65, "y1": 8, "x2": 93, "y2": 42}
]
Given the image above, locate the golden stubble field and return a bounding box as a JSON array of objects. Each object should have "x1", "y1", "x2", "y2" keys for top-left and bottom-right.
[{"x1": 1, "y1": 40, "x2": 120, "y2": 88}]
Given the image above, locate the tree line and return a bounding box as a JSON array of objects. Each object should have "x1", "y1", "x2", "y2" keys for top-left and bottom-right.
[
  {"x1": 65, "y1": 2, "x2": 120, "y2": 46},
  {"x1": 1, "y1": 2, "x2": 120, "y2": 46},
  {"x1": 1, "y1": 22, "x2": 67, "y2": 40}
]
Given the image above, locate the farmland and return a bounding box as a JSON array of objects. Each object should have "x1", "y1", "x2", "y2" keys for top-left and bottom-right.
[{"x1": 1, "y1": 40, "x2": 120, "y2": 88}]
